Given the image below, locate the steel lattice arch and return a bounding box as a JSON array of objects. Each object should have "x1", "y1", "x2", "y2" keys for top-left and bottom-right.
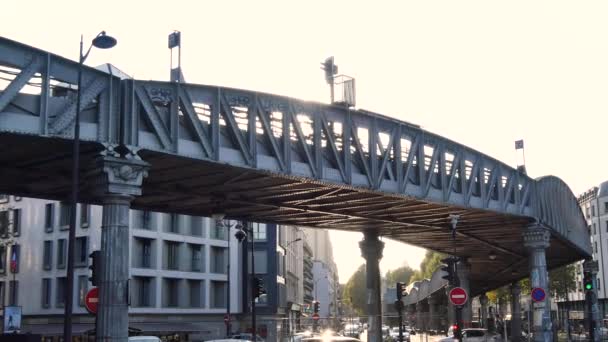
[{"x1": 0, "y1": 36, "x2": 590, "y2": 294}]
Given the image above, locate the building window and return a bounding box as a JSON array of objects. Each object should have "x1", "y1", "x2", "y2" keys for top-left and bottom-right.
[
  {"x1": 78, "y1": 275, "x2": 88, "y2": 307},
  {"x1": 169, "y1": 214, "x2": 179, "y2": 233},
  {"x1": 166, "y1": 242, "x2": 180, "y2": 270},
  {"x1": 56, "y1": 277, "x2": 66, "y2": 307},
  {"x1": 10, "y1": 244, "x2": 20, "y2": 273},
  {"x1": 586, "y1": 207, "x2": 591, "y2": 219},
  {"x1": 165, "y1": 278, "x2": 179, "y2": 307},
  {"x1": 594, "y1": 224, "x2": 597, "y2": 235},
  {"x1": 190, "y1": 216, "x2": 203, "y2": 236},
  {"x1": 80, "y1": 204, "x2": 90, "y2": 228},
  {"x1": 253, "y1": 223, "x2": 267, "y2": 241},
  {"x1": 12, "y1": 209, "x2": 21, "y2": 236},
  {"x1": 57, "y1": 239, "x2": 66, "y2": 269},
  {"x1": 45, "y1": 203, "x2": 54, "y2": 232},
  {"x1": 210, "y1": 246, "x2": 227, "y2": 274},
  {"x1": 74, "y1": 237, "x2": 88, "y2": 267},
  {"x1": 0, "y1": 211, "x2": 8, "y2": 238},
  {"x1": 605, "y1": 202, "x2": 608, "y2": 214},
  {"x1": 43, "y1": 241, "x2": 53, "y2": 270},
  {"x1": 599, "y1": 278, "x2": 602, "y2": 292},
  {"x1": 42, "y1": 278, "x2": 51, "y2": 308},
  {"x1": 8, "y1": 280, "x2": 18, "y2": 305},
  {"x1": 210, "y1": 221, "x2": 227, "y2": 240},
  {"x1": 0, "y1": 246, "x2": 5, "y2": 274},
  {"x1": 189, "y1": 280, "x2": 203, "y2": 307},
  {"x1": 142, "y1": 211, "x2": 151, "y2": 230},
  {"x1": 594, "y1": 242, "x2": 598, "y2": 253},
  {"x1": 0, "y1": 282, "x2": 4, "y2": 306},
  {"x1": 141, "y1": 239, "x2": 152, "y2": 268},
  {"x1": 59, "y1": 202, "x2": 71, "y2": 229},
  {"x1": 137, "y1": 277, "x2": 153, "y2": 307},
  {"x1": 190, "y1": 244, "x2": 203, "y2": 272},
  {"x1": 210, "y1": 281, "x2": 226, "y2": 308},
  {"x1": 592, "y1": 205, "x2": 596, "y2": 216}
]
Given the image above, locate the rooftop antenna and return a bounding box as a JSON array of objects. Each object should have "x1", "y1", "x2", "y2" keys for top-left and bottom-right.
[
  {"x1": 515, "y1": 139, "x2": 527, "y2": 174},
  {"x1": 321, "y1": 57, "x2": 356, "y2": 107},
  {"x1": 168, "y1": 30, "x2": 186, "y2": 83}
]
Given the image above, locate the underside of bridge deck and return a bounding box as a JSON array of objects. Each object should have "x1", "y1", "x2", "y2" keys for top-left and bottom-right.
[{"x1": 0, "y1": 133, "x2": 586, "y2": 294}]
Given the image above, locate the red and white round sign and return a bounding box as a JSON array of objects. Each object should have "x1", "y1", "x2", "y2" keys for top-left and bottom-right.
[
  {"x1": 449, "y1": 287, "x2": 468, "y2": 306},
  {"x1": 85, "y1": 287, "x2": 99, "y2": 314}
]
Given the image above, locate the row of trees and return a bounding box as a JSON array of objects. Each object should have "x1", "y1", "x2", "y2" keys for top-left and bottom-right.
[{"x1": 342, "y1": 250, "x2": 578, "y2": 314}]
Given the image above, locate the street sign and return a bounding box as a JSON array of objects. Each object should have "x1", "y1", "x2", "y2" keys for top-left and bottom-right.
[
  {"x1": 312, "y1": 313, "x2": 320, "y2": 321},
  {"x1": 449, "y1": 287, "x2": 468, "y2": 306},
  {"x1": 85, "y1": 287, "x2": 99, "y2": 314},
  {"x1": 531, "y1": 287, "x2": 546, "y2": 302}
]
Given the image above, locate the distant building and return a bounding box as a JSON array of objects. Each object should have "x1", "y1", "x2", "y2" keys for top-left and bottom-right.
[
  {"x1": 557, "y1": 181, "x2": 608, "y2": 324},
  {"x1": 0, "y1": 195, "x2": 239, "y2": 340}
]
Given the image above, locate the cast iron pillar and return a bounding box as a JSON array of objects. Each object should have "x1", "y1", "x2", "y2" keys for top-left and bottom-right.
[
  {"x1": 92, "y1": 151, "x2": 149, "y2": 342},
  {"x1": 511, "y1": 282, "x2": 522, "y2": 340},
  {"x1": 479, "y1": 294, "x2": 489, "y2": 328},
  {"x1": 456, "y1": 260, "x2": 473, "y2": 327},
  {"x1": 522, "y1": 226, "x2": 552, "y2": 342},
  {"x1": 583, "y1": 260, "x2": 601, "y2": 342},
  {"x1": 359, "y1": 230, "x2": 384, "y2": 342}
]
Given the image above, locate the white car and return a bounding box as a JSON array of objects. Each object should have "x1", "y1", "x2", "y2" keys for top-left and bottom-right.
[
  {"x1": 439, "y1": 328, "x2": 501, "y2": 342},
  {"x1": 388, "y1": 327, "x2": 410, "y2": 341}
]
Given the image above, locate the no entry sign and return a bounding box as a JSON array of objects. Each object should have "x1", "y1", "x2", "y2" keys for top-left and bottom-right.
[
  {"x1": 312, "y1": 313, "x2": 320, "y2": 321},
  {"x1": 85, "y1": 287, "x2": 99, "y2": 314},
  {"x1": 531, "y1": 287, "x2": 546, "y2": 302},
  {"x1": 449, "y1": 287, "x2": 468, "y2": 306}
]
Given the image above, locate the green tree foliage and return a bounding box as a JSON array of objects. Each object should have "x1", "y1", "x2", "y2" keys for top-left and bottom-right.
[
  {"x1": 385, "y1": 265, "x2": 415, "y2": 286},
  {"x1": 410, "y1": 251, "x2": 446, "y2": 282},
  {"x1": 549, "y1": 264, "x2": 577, "y2": 300},
  {"x1": 343, "y1": 264, "x2": 366, "y2": 315}
]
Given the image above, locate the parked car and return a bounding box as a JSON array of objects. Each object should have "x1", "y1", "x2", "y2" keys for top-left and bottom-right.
[
  {"x1": 230, "y1": 333, "x2": 265, "y2": 341},
  {"x1": 439, "y1": 328, "x2": 501, "y2": 342},
  {"x1": 128, "y1": 337, "x2": 161, "y2": 342},
  {"x1": 388, "y1": 327, "x2": 410, "y2": 341}
]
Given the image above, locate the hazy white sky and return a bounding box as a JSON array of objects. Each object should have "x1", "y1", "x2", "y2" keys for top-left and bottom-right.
[{"x1": 5, "y1": 0, "x2": 608, "y2": 282}]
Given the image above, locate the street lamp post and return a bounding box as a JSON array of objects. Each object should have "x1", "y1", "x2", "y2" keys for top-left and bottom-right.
[{"x1": 65, "y1": 31, "x2": 116, "y2": 342}]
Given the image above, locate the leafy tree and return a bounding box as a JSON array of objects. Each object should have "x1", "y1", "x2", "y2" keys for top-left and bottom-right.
[
  {"x1": 549, "y1": 264, "x2": 577, "y2": 300},
  {"x1": 343, "y1": 264, "x2": 366, "y2": 315},
  {"x1": 385, "y1": 265, "x2": 415, "y2": 286},
  {"x1": 410, "y1": 250, "x2": 446, "y2": 282}
]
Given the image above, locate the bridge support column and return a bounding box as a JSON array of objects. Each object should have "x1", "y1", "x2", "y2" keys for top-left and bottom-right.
[
  {"x1": 479, "y1": 293, "x2": 488, "y2": 328},
  {"x1": 456, "y1": 260, "x2": 473, "y2": 327},
  {"x1": 359, "y1": 231, "x2": 384, "y2": 342},
  {"x1": 92, "y1": 153, "x2": 149, "y2": 342},
  {"x1": 428, "y1": 296, "x2": 438, "y2": 333},
  {"x1": 511, "y1": 282, "x2": 522, "y2": 340},
  {"x1": 583, "y1": 260, "x2": 601, "y2": 342},
  {"x1": 523, "y1": 226, "x2": 552, "y2": 342}
]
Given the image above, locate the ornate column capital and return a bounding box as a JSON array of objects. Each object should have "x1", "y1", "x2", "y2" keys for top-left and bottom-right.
[
  {"x1": 522, "y1": 226, "x2": 551, "y2": 250},
  {"x1": 90, "y1": 154, "x2": 149, "y2": 197},
  {"x1": 359, "y1": 230, "x2": 384, "y2": 261}
]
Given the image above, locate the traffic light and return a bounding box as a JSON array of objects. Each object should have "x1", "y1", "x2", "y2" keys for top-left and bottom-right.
[
  {"x1": 441, "y1": 257, "x2": 459, "y2": 286},
  {"x1": 89, "y1": 250, "x2": 101, "y2": 286},
  {"x1": 451, "y1": 324, "x2": 461, "y2": 340},
  {"x1": 253, "y1": 277, "x2": 267, "y2": 298},
  {"x1": 313, "y1": 301, "x2": 320, "y2": 313},
  {"x1": 396, "y1": 282, "x2": 406, "y2": 300},
  {"x1": 584, "y1": 272, "x2": 594, "y2": 291},
  {"x1": 321, "y1": 57, "x2": 338, "y2": 84}
]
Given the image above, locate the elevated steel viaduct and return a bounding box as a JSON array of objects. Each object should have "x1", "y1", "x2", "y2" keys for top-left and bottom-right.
[{"x1": 0, "y1": 36, "x2": 592, "y2": 342}]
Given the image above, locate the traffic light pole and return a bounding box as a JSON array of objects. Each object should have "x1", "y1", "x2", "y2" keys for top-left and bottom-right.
[
  {"x1": 250, "y1": 225, "x2": 256, "y2": 339},
  {"x1": 450, "y1": 215, "x2": 463, "y2": 342}
]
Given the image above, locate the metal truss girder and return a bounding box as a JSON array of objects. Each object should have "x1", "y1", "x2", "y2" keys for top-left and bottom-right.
[
  {"x1": 133, "y1": 83, "x2": 172, "y2": 149},
  {"x1": 0, "y1": 56, "x2": 42, "y2": 113},
  {"x1": 220, "y1": 93, "x2": 253, "y2": 165},
  {"x1": 49, "y1": 77, "x2": 108, "y2": 135},
  {"x1": 178, "y1": 87, "x2": 213, "y2": 157}
]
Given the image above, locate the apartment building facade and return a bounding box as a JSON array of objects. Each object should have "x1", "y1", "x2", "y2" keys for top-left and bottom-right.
[{"x1": 0, "y1": 195, "x2": 241, "y2": 340}]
